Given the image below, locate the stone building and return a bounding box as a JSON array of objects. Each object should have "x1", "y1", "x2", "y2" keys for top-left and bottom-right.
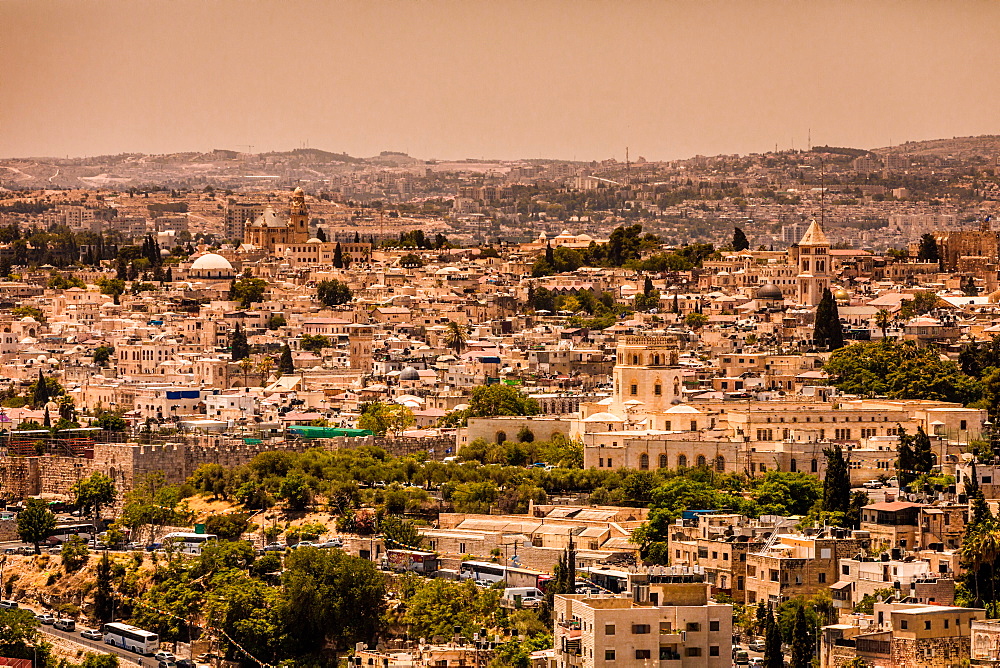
[{"x1": 242, "y1": 187, "x2": 310, "y2": 252}]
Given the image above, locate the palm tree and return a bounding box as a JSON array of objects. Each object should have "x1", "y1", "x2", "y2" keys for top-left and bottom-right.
[
  {"x1": 874, "y1": 309, "x2": 894, "y2": 340},
  {"x1": 255, "y1": 356, "x2": 274, "y2": 386},
  {"x1": 238, "y1": 357, "x2": 254, "y2": 387},
  {"x1": 962, "y1": 518, "x2": 1000, "y2": 613},
  {"x1": 445, "y1": 321, "x2": 467, "y2": 356}
]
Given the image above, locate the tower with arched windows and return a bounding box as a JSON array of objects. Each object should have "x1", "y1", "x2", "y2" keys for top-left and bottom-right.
[
  {"x1": 792, "y1": 219, "x2": 830, "y2": 306},
  {"x1": 610, "y1": 336, "x2": 685, "y2": 415}
]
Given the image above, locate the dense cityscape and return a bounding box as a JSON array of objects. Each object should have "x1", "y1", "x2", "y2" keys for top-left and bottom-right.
[
  {"x1": 4, "y1": 1, "x2": 1000, "y2": 667},
  {"x1": 0, "y1": 134, "x2": 998, "y2": 668}
]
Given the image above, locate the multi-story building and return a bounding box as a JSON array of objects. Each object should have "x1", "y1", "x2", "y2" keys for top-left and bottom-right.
[{"x1": 552, "y1": 581, "x2": 732, "y2": 668}]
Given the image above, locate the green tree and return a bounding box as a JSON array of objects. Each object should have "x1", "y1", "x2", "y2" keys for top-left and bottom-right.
[
  {"x1": 230, "y1": 322, "x2": 250, "y2": 361},
  {"x1": 897, "y1": 426, "x2": 918, "y2": 488},
  {"x1": 789, "y1": 604, "x2": 812, "y2": 668},
  {"x1": 278, "y1": 344, "x2": 294, "y2": 374},
  {"x1": 228, "y1": 275, "x2": 268, "y2": 308},
  {"x1": 332, "y1": 242, "x2": 343, "y2": 268},
  {"x1": 81, "y1": 653, "x2": 119, "y2": 668},
  {"x1": 733, "y1": 226, "x2": 750, "y2": 251},
  {"x1": 60, "y1": 534, "x2": 90, "y2": 572},
  {"x1": 316, "y1": 279, "x2": 353, "y2": 306},
  {"x1": 0, "y1": 607, "x2": 48, "y2": 664},
  {"x1": 300, "y1": 334, "x2": 331, "y2": 353},
  {"x1": 278, "y1": 473, "x2": 311, "y2": 510},
  {"x1": 402, "y1": 577, "x2": 500, "y2": 639},
  {"x1": 822, "y1": 443, "x2": 850, "y2": 515},
  {"x1": 684, "y1": 312, "x2": 708, "y2": 330},
  {"x1": 94, "y1": 552, "x2": 114, "y2": 622},
  {"x1": 93, "y1": 345, "x2": 115, "y2": 366},
  {"x1": 358, "y1": 402, "x2": 416, "y2": 437},
  {"x1": 379, "y1": 514, "x2": 423, "y2": 549},
  {"x1": 445, "y1": 320, "x2": 468, "y2": 355},
  {"x1": 824, "y1": 340, "x2": 981, "y2": 404},
  {"x1": 267, "y1": 313, "x2": 287, "y2": 330},
  {"x1": 71, "y1": 471, "x2": 116, "y2": 523},
  {"x1": 204, "y1": 513, "x2": 251, "y2": 540},
  {"x1": 467, "y1": 384, "x2": 540, "y2": 418},
  {"x1": 763, "y1": 605, "x2": 782, "y2": 668},
  {"x1": 917, "y1": 233, "x2": 939, "y2": 264},
  {"x1": 280, "y1": 547, "x2": 386, "y2": 662},
  {"x1": 874, "y1": 309, "x2": 893, "y2": 339},
  {"x1": 17, "y1": 497, "x2": 56, "y2": 554},
  {"x1": 814, "y1": 288, "x2": 845, "y2": 351}
]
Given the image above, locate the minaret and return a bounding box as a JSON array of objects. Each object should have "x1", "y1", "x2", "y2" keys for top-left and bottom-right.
[
  {"x1": 795, "y1": 219, "x2": 830, "y2": 306},
  {"x1": 289, "y1": 187, "x2": 309, "y2": 242}
]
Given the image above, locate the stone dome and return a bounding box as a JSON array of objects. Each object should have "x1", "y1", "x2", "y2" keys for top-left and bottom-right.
[
  {"x1": 190, "y1": 253, "x2": 235, "y2": 279},
  {"x1": 191, "y1": 253, "x2": 233, "y2": 272},
  {"x1": 755, "y1": 283, "x2": 783, "y2": 301},
  {"x1": 399, "y1": 366, "x2": 420, "y2": 381},
  {"x1": 833, "y1": 288, "x2": 850, "y2": 301}
]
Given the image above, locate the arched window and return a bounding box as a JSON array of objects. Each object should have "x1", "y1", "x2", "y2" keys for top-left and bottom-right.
[
  {"x1": 495, "y1": 431, "x2": 507, "y2": 444},
  {"x1": 790, "y1": 458, "x2": 797, "y2": 472},
  {"x1": 697, "y1": 455, "x2": 707, "y2": 468},
  {"x1": 659, "y1": 454, "x2": 668, "y2": 469},
  {"x1": 715, "y1": 456, "x2": 725, "y2": 472},
  {"x1": 811, "y1": 458, "x2": 818, "y2": 473},
  {"x1": 678, "y1": 455, "x2": 687, "y2": 468},
  {"x1": 639, "y1": 453, "x2": 649, "y2": 470}
]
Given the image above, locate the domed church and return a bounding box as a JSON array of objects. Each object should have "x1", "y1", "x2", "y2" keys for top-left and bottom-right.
[{"x1": 243, "y1": 187, "x2": 311, "y2": 252}]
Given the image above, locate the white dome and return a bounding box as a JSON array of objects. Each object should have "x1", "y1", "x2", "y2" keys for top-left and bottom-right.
[{"x1": 190, "y1": 253, "x2": 234, "y2": 272}]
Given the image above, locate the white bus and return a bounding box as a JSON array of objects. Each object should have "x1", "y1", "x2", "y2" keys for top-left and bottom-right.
[
  {"x1": 459, "y1": 561, "x2": 507, "y2": 584},
  {"x1": 102, "y1": 622, "x2": 160, "y2": 655},
  {"x1": 161, "y1": 532, "x2": 218, "y2": 554}
]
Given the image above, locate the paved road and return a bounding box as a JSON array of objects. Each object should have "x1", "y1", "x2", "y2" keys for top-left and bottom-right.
[{"x1": 15, "y1": 602, "x2": 155, "y2": 668}]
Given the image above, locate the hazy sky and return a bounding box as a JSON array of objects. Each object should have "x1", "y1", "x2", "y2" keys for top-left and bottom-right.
[{"x1": 2, "y1": 0, "x2": 999, "y2": 161}]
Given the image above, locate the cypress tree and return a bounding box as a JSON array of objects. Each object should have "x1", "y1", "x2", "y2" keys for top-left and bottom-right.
[
  {"x1": 231, "y1": 323, "x2": 249, "y2": 361},
  {"x1": 643, "y1": 276, "x2": 654, "y2": 297},
  {"x1": 316, "y1": 227, "x2": 327, "y2": 243},
  {"x1": 789, "y1": 605, "x2": 812, "y2": 668},
  {"x1": 823, "y1": 443, "x2": 851, "y2": 515},
  {"x1": 763, "y1": 605, "x2": 782, "y2": 668},
  {"x1": 278, "y1": 344, "x2": 295, "y2": 374},
  {"x1": 333, "y1": 243, "x2": 343, "y2": 269},
  {"x1": 673, "y1": 294, "x2": 680, "y2": 314},
  {"x1": 733, "y1": 226, "x2": 750, "y2": 251},
  {"x1": 545, "y1": 242, "x2": 554, "y2": 264},
  {"x1": 32, "y1": 369, "x2": 49, "y2": 408},
  {"x1": 814, "y1": 288, "x2": 845, "y2": 351},
  {"x1": 913, "y1": 425, "x2": 934, "y2": 476},
  {"x1": 897, "y1": 425, "x2": 918, "y2": 488}
]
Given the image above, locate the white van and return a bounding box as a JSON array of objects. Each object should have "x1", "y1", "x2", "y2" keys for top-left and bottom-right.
[{"x1": 503, "y1": 587, "x2": 543, "y2": 607}]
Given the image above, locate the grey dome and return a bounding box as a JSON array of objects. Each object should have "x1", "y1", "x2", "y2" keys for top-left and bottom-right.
[
  {"x1": 399, "y1": 366, "x2": 420, "y2": 381},
  {"x1": 755, "y1": 283, "x2": 783, "y2": 301}
]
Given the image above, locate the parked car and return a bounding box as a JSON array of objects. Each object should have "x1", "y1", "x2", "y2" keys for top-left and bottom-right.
[
  {"x1": 146, "y1": 543, "x2": 162, "y2": 552},
  {"x1": 749, "y1": 657, "x2": 767, "y2": 667},
  {"x1": 0, "y1": 600, "x2": 18, "y2": 609},
  {"x1": 863, "y1": 480, "x2": 884, "y2": 489},
  {"x1": 3, "y1": 548, "x2": 16, "y2": 555},
  {"x1": 158, "y1": 662, "x2": 176, "y2": 668},
  {"x1": 154, "y1": 652, "x2": 177, "y2": 663},
  {"x1": 36, "y1": 613, "x2": 55, "y2": 625},
  {"x1": 80, "y1": 628, "x2": 103, "y2": 640},
  {"x1": 318, "y1": 539, "x2": 343, "y2": 549},
  {"x1": 293, "y1": 541, "x2": 317, "y2": 549},
  {"x1": 175, "y1": 659, "x2": 195, "y2": 668},
  {"x1": 54, "y1": 619, "x2": 76, "y2": 631},
  {"x1": 262, "y1": 543, "x2": 285, "y2": 552}
]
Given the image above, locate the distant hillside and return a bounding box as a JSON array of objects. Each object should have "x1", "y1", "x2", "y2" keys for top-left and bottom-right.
[
  {"x1": 263, "y1": 148, "x2": 365, "y2": 164},
  {"x1": 872, "y1": 135, "x2": 1000, "y2": 159}
]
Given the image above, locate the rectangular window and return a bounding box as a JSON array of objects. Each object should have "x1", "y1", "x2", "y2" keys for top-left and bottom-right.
[
  {"x1": 686, "y1": 622, "x2": 701, "y2": 633},
  {"x1": 635, "y1": 650, "x2": 651, "y2": 660},
  {"x1": 654, "y1": 384, "x2": 662, "y2": 395},
  {"x1": 685, "y1": 648, "x2": 702, "y2": 657},
  {"x1": 710, "y1": 621, "x2": 720, "y2": 632},
  {"x1": 925, "y1": 621, "x2": 932, "y2": 630},
  {"x1": 900, "y1": 620, "x2": 908, "y2": 630},
  {"x1": 632, "y1": 624, "x2": 650, "y2": 634},
  {"x1": 605, "y1": 625, "x2": 615, "y2": 635},
  {"x1": 818, "y1": 573, "x2": 826, "y2": 583},
  {"x1": 630, "y1": 384, "x2": 638, "y2": 395},
  {"x1": 710, "y1": 646, "x2": 720, "y2": 657},
  {"x1": 604, "y1": 650, "x2": 615, "y2": 661}
]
